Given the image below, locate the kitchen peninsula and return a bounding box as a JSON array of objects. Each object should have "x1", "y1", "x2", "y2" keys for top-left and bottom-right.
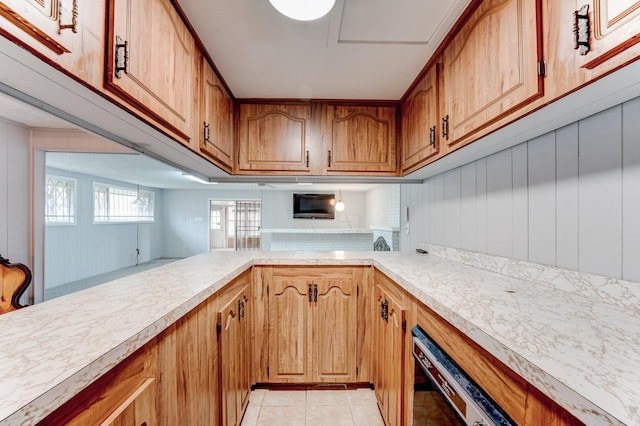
[{"x1": 0, "y1": 250, "x2": 637, "y2": 425}]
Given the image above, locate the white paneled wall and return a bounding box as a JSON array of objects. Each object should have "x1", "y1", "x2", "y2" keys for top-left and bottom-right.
[
  {"x1": 0, "y1": 119, "x2": 30, "y2": 265},
  {"x1": 44, "y1": 168, "x2": 164, "y2": 288},
  {"x1": 402, "y1": 97, "x2": 640, "y2": 282}
]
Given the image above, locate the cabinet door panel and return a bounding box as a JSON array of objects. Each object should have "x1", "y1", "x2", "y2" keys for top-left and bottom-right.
[
  {"x1": 106, "y1": 0, "x2": 194, "y2": 140},
  {"x1": 0, "y1": 0, "x2": 77, "y2": 54},
  {"x1": 401, "y1": 64, "x2": 441, "y2": 174},
  {"x1": 579, "y1": 0, "x2": 640, "y2": 69},
  {"x1": 218, "y1": 292, "x2": 241, "y2": 426},
  {"x1": 238, "y1": 104, "x2": 311, "y2": 173},
  {"x1": 268, "y1": 279, "x2": 312, "y2": 381},
  {"x1": 314, "y1": 279, "x2": 357, "y2": 382},
  {"x1": 443, "y1": 0, "x2": 543, "y2": 149},
  {"x1": 200, "y1": 58, "x2": 234, "y2": 171},
  {"x1": 324, "y1": 105, "x2": 397, "y2": 174},
  {"x1": 102, "y1": 378, "x2": 157, "y2": 426}
]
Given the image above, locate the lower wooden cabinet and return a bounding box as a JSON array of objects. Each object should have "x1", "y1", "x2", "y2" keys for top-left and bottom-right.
[
  {"x1": 262, "y1": 266, "x2": 359, "y2": 383},
  {"x1": 373, "y1": 271, "x2": 406, "y2": 426}
]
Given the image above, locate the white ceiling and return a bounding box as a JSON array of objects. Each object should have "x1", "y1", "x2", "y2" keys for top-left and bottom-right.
[{"x1": 177, "y1": 0, "x2": 471, "y2": 99}]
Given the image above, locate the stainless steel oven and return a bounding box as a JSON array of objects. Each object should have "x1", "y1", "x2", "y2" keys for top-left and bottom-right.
[{"x1": 411, "y1": 325, "x2": 515, "y2": 426}]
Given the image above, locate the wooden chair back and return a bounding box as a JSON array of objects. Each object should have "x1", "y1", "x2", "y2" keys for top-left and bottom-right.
[{"x1": 0, "y1": 255, "x2": 31, "y2": 314}]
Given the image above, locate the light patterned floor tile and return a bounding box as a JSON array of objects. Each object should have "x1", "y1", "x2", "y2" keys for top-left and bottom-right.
[
  {"x1": 261, "y1": 390, "x2": 307, "y2": 407},
  {"x1": 346, "y1": 388, "x2": 378, "y2": 406},
  {"x1": 306, "y1": 405, "x2": 354, "y2": 426},
  {"x1": 240, "y1": 405, "x2": 260, "y2": 426},
  {"x1": 248, "y1": 389, "x2": 267, "y2": 406},
  {"x1": 257, "y1": 406, "x2": 306, "y2": 426},
  {"x1": 351, "y1": 404, "x2": 385, "y2": 426},
  {"x1": 306, "y1": 390, "x2": 350, "y2": 406}
]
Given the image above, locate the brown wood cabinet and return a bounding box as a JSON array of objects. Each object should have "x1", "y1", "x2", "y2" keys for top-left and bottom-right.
[
  {"x1": 200, "y1": 56, "x2": 234, "y2": 172},
  {"x1": 373, "y1": 271, "x2": 406, "y2": 426},
  {"x1": 322, "y1": 105, "x2": 397, "y2": 175},
  {"x1": 441, "y1": 0, "x2": 544, "y2": 151},
  {"x1": 400, "y1": 64, "x2": 441, "y2": 175},
  {"x1": 217, "y1": 277, "x2": 251, "y2": 426},
  {"x1": 237, "y1": 103, "x2": 312, "y2": 174},
  {"x1": 577, "y1": 0, "x2": 640, "y2": 70},
  {"x1": 0, "y1": 0, "x2": 79, "y2": 55},
  {"x1": 264, "y1": 266, "x2": 359, "y2": 383},
  {"x1": 105, "y1": 0, "x2": 195, "y2": 141}
]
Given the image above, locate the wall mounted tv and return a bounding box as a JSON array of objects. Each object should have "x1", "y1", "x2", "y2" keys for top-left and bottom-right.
[{"x1": 293, "y1": 193, "x2": 335, "y2": 219}]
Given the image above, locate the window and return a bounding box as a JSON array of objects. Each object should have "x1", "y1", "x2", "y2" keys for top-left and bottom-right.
[
  {"x1": 45, "y1": 175, "x2": 76, "y2": 224},
  {"x1": 210, "y1": 209, "x2": 222, "y2": 230},
  {"x1": 93, "y1": 182, "x2": 154, "y2": 223}
]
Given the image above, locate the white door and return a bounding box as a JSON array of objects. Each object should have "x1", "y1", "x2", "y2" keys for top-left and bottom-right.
[{"x1": 210, "y1": 205, "x2": 226, "y2": 249}]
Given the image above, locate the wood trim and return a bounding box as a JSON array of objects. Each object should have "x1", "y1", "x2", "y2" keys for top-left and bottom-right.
[
  {"x1": 237, "y1": 98, "x2": 399, "y2": 107},
  {"x1": 0, "y1": 3, "x2": 68, "y2": 54},
  {"x1": 582, "y1": 33, "x2": 640, "y2": 69}
]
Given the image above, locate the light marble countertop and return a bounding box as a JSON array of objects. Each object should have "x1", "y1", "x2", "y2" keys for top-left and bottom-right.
[{"x1": 0, "y1": 251, "x2": 638, "y2": 425}]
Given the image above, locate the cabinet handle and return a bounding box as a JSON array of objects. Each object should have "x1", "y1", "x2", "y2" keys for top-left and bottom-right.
[
  {"x1": 58, "y1": 0, "x2": 78, "y2": 34},
  {"x1": 115, "y1": 35, "x2": 129, "y2": 79},
  {"x1": 573, "y1": 5, "x2": 590, "y2": 56},
  {"x1": 203, "y1": 122, "x2": 210, "y2": 143},
  {"x1": 429, "y1": 126, "x2": 436, "y2": 148},
  {"x1": 313, "y1": 284, "x2": 318, "y2": 303},
  {"x1": 309, "y1": 283, "x2": 313, "y2": 303},
  {"x1": 441, "y1": 115, "x2": 449, "y2": 141},
  {"x1": 306, "y1": 150, "x2": 309, "y2": 167},
  {"x1": 381, "y1": 299, "x2": 388, "y2": 322},
  {"x1": 238, "y1": 299, "x2": 244, "y2": 320},
  {"x1": 327, "y1": 150, "x2": 332, "y2": 167}
]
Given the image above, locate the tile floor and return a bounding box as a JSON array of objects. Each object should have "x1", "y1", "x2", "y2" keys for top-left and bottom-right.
[{"x1": 240, "y1": 389, "x2": 384, "y2": 426}]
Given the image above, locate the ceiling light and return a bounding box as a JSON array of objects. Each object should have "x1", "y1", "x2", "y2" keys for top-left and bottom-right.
[
  {"x1": 268, "y1": 0, "x2": 336, "y2": 21},
  {"x1": 335, "y1": 190, "x2": 345, "y2": 212}
]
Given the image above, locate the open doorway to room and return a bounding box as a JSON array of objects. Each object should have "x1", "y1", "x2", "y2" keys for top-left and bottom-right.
[{"x1": 209, "y1": 200, "x2": 262, "y2": 251}]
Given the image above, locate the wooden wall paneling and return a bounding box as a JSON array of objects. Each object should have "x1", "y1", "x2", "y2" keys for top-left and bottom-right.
[
  {"x1": 578, "y1": 105, "x2": 623, "y2": 278},
  {"x1": 512, "y1": 143, "x2": 529, "y2": 261},
  {"x1": 355, "y1": 266, "x2": 373, "y2": 382},
  {"x1": 555, "y1": 123, "x2": 580, "y2": 270},
  {"x1": 528, "y1": 132, "x2": 557, "y2": 266},
  {"x1": 476, "y1": 157, "x2": 488, "y2": 253},
  {"x1": 460, "y1": 162, "x2": 477, "y2": 251},
  {"x1": 252, "y1": 266, "x2": 269, "y2": 383},
  {"x1": 622, "y1": 96, "x2": 640, "y2": 282},
  {"x1": 486, "y1": 149, "x2": 513, "y2": 257},
  {"x1": 443, "y1": 168, "x2": 461, "y2": 248}
]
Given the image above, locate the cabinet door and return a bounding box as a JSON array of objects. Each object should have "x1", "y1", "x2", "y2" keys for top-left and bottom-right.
[
  {"x1": 102, "y1": 378, "x2": 157, "y2": 426},
  {"x1": 400, "y1": 64, "x2": 441, "y2": 174},
  {"x1": 238, "y1": 104, "x2": 312, "y2": 174},
  {"x1": 313, "y1": 277, "x2": 358, "y2": 382},
  {"x1": 0, "y1": 0, "x2": 78, "y2": 54},
  {"x1": 578, "y1": 0, "x2": 640, "y2": 69},
  {"x1": 218, "y1": 291, "x2": 242, "y2": 426},
  {"x1": 442, "y1": 0, "x2": 543, "y2": 150},
  {"x1": 106, "y1": 0, "x2": 194, "y2": 141},
  {"x1": 200, "y1": 58, "x2": 234, "y2": 171},
  {"x1": 323, "y1": 105, "x2": 397, "y2": 174},
  {"x1": 267, "y1": 276, "x2": 313, "y2": 381}
]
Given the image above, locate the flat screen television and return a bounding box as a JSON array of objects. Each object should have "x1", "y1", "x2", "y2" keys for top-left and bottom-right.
[{"x1": 293, "y1": 193, "x2": 335, "y2": 219}]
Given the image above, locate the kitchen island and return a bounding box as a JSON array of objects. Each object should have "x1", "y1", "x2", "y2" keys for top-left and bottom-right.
[{"x1": 0, "y1": 250, "x2": 637, "y2": 425}]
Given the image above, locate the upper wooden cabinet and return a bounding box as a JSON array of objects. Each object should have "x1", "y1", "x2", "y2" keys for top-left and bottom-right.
[
  {"x1": 0, "y1": 0, "x2": 79, "y2": 54},
  {"x1": 442, "y1": 0, "x2": 544, "y2": 151},
  {"x1": 105, "y1": 0, "x2": 195, "y2": 142},
  {"x1": 400, "y1": 64, "x2": 441, "y2": 175},
  {"x1": 322, "y1": 105, "x2": 397, "y2": 175},
  {"x1": 237, "y1": 103, "x2": 312, "y2": 174},
  {"x1": 577, "y1": 0, "x2": 640, "y2": 70},
  {"x1": 265, "y1": 266, "x2": 359, "y2": 383},
  {"x1": 200, "y1": 58, "x2": 234, "y2": 172}
]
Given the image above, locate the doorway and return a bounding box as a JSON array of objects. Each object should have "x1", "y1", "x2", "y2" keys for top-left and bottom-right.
[{"x1": 209, "y1": 200, "x2": 262, "y2": 251}]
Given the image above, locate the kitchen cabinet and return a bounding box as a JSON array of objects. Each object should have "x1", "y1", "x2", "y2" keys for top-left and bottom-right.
[
  {"x1": 217, "y1": 280, "x2": 251, "y2": 426},
  {"x1": 322, "y1": 105, "x2": 397, "y2": 175},
  {"x1": 237, "y1": 103, "x2": 312, "y2": 174},
  {"x1": 441, "y1": 0, "x2": 544, "y2": 151},
  {"x1": 576, "y1": 0, "x2": 640, "y2": 70},
  {"x1": 373, "y1": 271, "x2": 405, "y2": 426},
  {"x1": 0, "y1": 0, "x2": 78, "y2": 55},
  {"x1": 200, "y1": 56, "x2": 234, "y2": 172},
  {"x1": 400, "y1": 63, "x2": 441, "y2": 175},
  {"x1": 105, "y1": 0, "x2": 195, "y2": 142},
  {"x1": 264, "y1": 266, "x2": 359, "y2": 382}
]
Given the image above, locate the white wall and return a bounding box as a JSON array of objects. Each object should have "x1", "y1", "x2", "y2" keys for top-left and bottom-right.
[
  {"x1": 0, "y1": 119, "x2": 30, "y2": 266},
  {"x1": 44, "y1": 168, "x2": 164, "y2": 288},
  {"x1": 401, "y1": 96, "x2": 640, "y2": 282},
  {"x1": 364, "y1": 185, "x2": 400, "y2": 229}
]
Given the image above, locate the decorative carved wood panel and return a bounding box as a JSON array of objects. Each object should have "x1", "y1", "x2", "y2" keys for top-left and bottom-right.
[{"x1": 442, "y1": 0, "x2": 543, "y2": 149}]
